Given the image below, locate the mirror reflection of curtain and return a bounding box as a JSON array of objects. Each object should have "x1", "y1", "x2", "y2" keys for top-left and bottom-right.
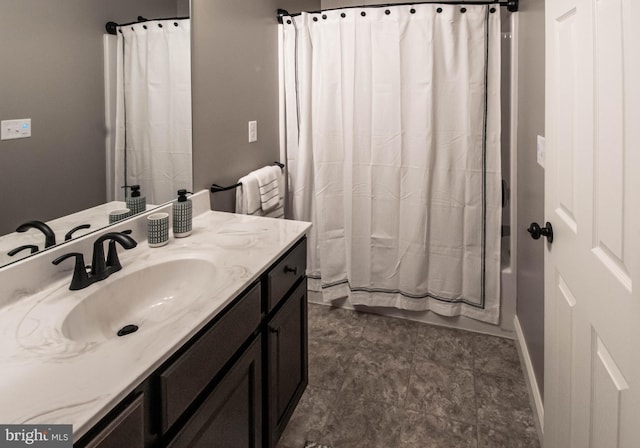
[{"x1": 114, "y1": 19, "x2": 192, "y2": 205}]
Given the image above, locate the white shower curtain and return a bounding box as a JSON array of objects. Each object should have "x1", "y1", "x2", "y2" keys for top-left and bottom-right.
[
  {"x1": 114, "y1": 19, "x2": 192, "y2": 205},
  {"x1": 282, "y1": 4, "x2": 502, "y2": 324}
]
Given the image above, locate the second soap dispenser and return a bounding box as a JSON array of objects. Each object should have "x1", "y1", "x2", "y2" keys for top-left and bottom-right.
[
  {"x1": 173, "y1": 189, "x2": 192, "y2": 238},
  {"x1": 125, "y1": 185, "x2": 146, "y2": 215}
]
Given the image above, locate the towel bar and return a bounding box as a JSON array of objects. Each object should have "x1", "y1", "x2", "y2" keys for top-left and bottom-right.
[{"x1": 210, "y1": 162, "x2": 284, "y2": 194}]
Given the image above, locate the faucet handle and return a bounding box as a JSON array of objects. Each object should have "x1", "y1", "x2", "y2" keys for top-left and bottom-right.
[
  {"x1": 52, "y1": 253, "x2": 92, "y2": 291},
  {"x1": 8, "y1": 245, "x2": 39, "y2": 256},
  {"x1": 106, "y1": 231, "x2": 136, "y2": 274},
  {"x1": 65, "y1": 224, "x2": 91, "y2": 241},
  {"x1": 106, "y1": 241, "x2": 122, "y2": 272}
]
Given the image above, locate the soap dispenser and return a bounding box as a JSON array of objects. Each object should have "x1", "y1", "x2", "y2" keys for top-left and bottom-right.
[
  {"x1": 125, "y1": 185, "x2": 146, "y2": 215},
  {"x1": 173, "y1": 189, "x2": 192, "y2": 238}
]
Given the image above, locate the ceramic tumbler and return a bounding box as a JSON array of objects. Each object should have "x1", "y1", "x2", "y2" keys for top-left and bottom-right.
[
  {"x1": 147, "y1": 213, "x2": 169, "y2": 247},
  {"x1": 109, "y1": 208, "x2": 131, "y2": 224}
]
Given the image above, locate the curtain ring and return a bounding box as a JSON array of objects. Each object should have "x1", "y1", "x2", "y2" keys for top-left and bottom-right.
[
  {"x1": 158, "y1": 23, "x2": 163, "y2": 28},
  {"x1": 361, "y1": 11, "x2": 366, "y2": 17},
  {"x1": 341, "y1": 12, "x2": 346, "y2": 18},
  {"x1": 490, "y1": 7, "x2": 497, "y2": 13},
  {"x1": 313, "y1": 16, "x2": 318, "y2": 22},
  {"x1": 437, "y1": 7, "x2": 443, "y2": 13},
  {"x1": 322, "y1": 14, "x2": 327, "y2": 20},
  {"x1": 461, "y1": 7, "x2": 467, "y2": 13},
  {"x1": 410, "y1": 8, "x2": 416, "y2": 14},
  {"x1": 385, "y1": 9, "x2": 391, "y2": 15},
  {"x1": 287, "y1": 19, "x2": 292, "y2": 24}
]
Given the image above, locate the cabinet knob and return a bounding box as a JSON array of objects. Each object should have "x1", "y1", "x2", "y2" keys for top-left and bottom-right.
[{"x1": 284, "y1": 265, "x2": 298, "y2": 275}]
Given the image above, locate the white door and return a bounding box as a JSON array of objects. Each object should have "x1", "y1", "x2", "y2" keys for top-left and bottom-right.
[{"x1": 545, "y1": 0, "x2": 640, "y2": 447}]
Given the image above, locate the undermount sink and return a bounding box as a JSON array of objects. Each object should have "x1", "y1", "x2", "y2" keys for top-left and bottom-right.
[{"x1": 61, "y1": 258, "x2": 218, "y2": 343}]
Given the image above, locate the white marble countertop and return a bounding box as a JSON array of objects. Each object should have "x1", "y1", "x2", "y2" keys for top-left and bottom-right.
[{"x1": 0, "y1": 192, "x2": 310, "y2": 440}]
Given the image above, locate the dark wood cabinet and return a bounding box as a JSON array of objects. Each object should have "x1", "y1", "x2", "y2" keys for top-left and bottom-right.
[
  {"x1": 167, "y1": 337, "x2": 263, "y2": 448},
  {"x1": 82, "y1": 395, "x2": 144, "y2": 448},
  {"x1": 76, "y1": 237, "x2": 307, "y2": 448},
  {"x1": 160, "y1": 284, "x2": 262, "y2": 434},
  {"x1": 266, "y1": 241, "x2": 306, "y2": 312},
  {"x1": 266, "y1": 279, "x2": 308, "y2": 448}
]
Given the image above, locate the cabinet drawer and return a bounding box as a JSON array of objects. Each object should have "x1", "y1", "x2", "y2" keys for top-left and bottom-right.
[
  {"x1": 82, "y1": 395, "x2": 144, "y2": 448},
  {"x1": 267, "y1": 238, "x2": 306, "y2": 312},
  {"x1": 160, "y1": 283, "x2": 261, "y2": 433}
]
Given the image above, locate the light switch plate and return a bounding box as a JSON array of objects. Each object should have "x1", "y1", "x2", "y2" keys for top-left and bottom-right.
[
  {"x1": 537, "y1": 135, "x2": 545, "y2": 168},
  {"x1": 248, "y1": 121, "x2": 257, "y2": 143},
  {"x1": 1, "y1": 119, "x2": 32, "y2": 140}
]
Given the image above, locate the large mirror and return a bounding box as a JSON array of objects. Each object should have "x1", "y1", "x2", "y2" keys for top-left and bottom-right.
[{"x1": 0, "y1": 0, "x2": 191, "y2": 268}]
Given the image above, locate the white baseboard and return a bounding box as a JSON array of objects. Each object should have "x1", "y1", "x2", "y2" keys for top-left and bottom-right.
[{"x1": 513, "y1": 315, "x2": 544, "y2": 439}]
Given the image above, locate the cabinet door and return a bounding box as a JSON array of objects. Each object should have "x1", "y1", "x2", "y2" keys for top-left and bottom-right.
[
  {"x1": 168, "y1": 337, "x2": 263, "y2": 448},
  {"x1": 81, "y1": 395, "x2": 144, "y2": 448},
  {"x1": 267, "y1": 279, "x2": 308, "y2": 448},
  {"x1": 160, "y1": 284, "x2": 261, "y2": 434}
]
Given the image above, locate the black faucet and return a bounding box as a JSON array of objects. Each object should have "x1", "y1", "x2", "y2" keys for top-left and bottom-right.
[
  {"x1": 8, "y1": 245, "x2": 39, "y2": 256},
  {"x1": 52, "y1": 252, "x2": 92, "y2": 290},
  {"x1": 52, "y1": 231, "x2": 137, "y2": 290},
  {"x1": 16, "y1": 221, "x2": 56, "y2": 248},
  {"x1": 91, "y1": 231, "x2": 137, "y2": 280}
]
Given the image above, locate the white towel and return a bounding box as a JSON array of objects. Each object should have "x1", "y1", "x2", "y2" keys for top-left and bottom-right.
[
  {"x1": 253, "y1": 165, "x2": 281, "y2": 213},
  {"x1": 235, "y1": 174, "x2": 261, "y2": 215},
  {"x1": 235, "y1": 165, "x2": 285, "y2": 218}
]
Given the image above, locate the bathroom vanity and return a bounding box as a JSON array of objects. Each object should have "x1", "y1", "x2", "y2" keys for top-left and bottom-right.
[
  {"x1": 78, "y1": 238, "x2": 307, "y2": 448},
  {"x1": 0, "y1": 191, "x2": 311, "y2": 448}
]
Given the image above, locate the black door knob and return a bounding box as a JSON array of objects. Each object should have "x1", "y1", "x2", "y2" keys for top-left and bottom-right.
[{"x1": 527, "y1": 222, "x2": 553, "y2": 244}]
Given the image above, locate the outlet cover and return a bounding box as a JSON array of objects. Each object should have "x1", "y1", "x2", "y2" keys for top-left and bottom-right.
[
  {"x1": 248, "y1": 121, "x2": 257, "y2": 143},
  {"x1": 1, "y1": 119, "x2": 32, "y2": 140}
]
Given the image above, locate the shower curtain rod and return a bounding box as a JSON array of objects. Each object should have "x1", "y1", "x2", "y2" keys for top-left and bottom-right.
[
  {"x1": 105, "y1": 16, "x2": 189, "y2": 35},
  {"x1": 277, "y1": 0, "x2": 518, "y2": 23}
]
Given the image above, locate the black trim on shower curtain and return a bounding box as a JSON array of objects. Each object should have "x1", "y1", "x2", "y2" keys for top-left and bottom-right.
[
  {"x1": 121, "y1": 34, "x2": 128, "y2": 199},
  {"x1": 480, "y1": 5, "x2": 491, "y2": 309},
  {"x1": 105, "y1": 16, "x2": 190, "y2": 35},
  {"x1": 306, "y1": 275, "x2": 482, "y2": 305},
  {"x1": 277, "y1": 0, "x2": 517, "y2": 23}
]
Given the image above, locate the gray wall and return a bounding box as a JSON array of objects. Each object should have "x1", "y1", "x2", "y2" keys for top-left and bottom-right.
[
  {"x1": 516, "y1": 0, "x2": 546, "y2": 396},
  {"x1": 177, "y1": 0, "x2": 190, "y2": 16},
  {"x1": 191, "y1": 0, "x2": 320, "y2": 212},
  {"x1": 0, "y1": 0, "x2": 178, "y2": 235}
]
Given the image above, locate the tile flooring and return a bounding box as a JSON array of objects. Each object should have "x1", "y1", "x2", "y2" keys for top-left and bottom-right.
[{"x1": 277, "y1": 303, "x2": 540, "y2": 448}]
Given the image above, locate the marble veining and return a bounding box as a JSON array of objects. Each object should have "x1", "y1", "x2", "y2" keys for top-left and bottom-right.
[{"x1": 0, "y1": 190, "x2": 311, "y2": 439}]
